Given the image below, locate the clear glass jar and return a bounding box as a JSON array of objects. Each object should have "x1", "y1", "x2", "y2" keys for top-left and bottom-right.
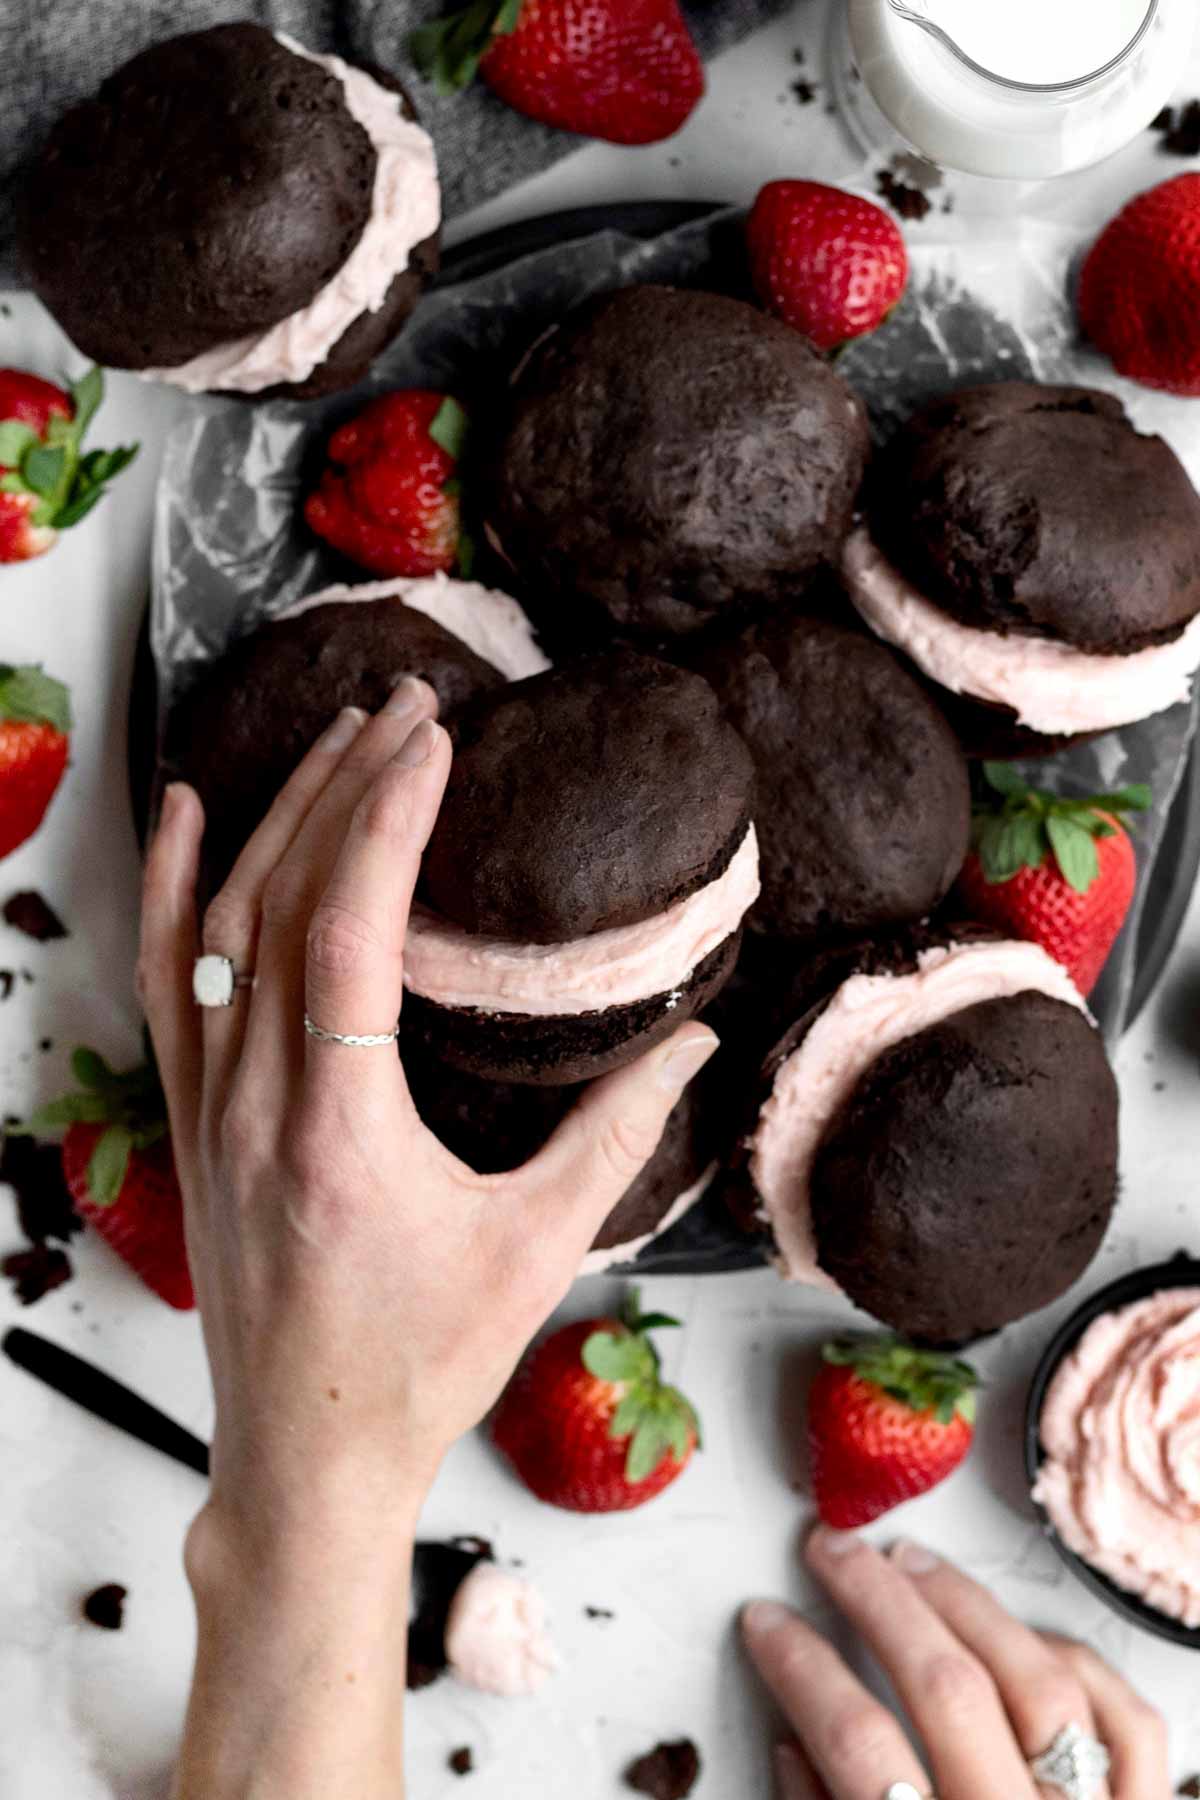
[{"x1": 845, "y1": 0, "x2": 1196, "y2": 179}]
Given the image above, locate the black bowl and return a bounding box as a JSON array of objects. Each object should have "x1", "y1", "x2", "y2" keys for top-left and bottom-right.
[{"x1": 1025, "y1": 1253, "x2": 1200, "y2": 1650}]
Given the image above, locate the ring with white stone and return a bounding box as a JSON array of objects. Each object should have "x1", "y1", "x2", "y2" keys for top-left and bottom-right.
[
  {"x1": 883, "y1": 1785, "x2": 933, "y2": 1800},
  {"x1": 1030, "y1": 1724, "x2": 1111, "y2": 1800},
  {"x1": 192, "y1": 954, "x2": 255, "y2": 1008},
  {"x1": 304, "y1": 1015, "x2": 400, "y2": 1049}
]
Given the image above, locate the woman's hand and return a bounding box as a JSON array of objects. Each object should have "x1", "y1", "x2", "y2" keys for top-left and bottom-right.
[
  {"x1": 139, "y1": 684, "x2": 716, "y2": 1798},
  {"x1": 743, "y1": 1529, "x2": 1169, "y2": 1800}
]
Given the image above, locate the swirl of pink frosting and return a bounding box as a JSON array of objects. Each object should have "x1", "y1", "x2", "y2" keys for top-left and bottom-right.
[{"x1": 1034, "y1": 1289, "x2": 1200, "y2": 1627}]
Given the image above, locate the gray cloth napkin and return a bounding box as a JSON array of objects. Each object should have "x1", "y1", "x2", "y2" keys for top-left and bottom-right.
[{"x1": 0, "y1": 0, "x2": 788, "y2": 289}]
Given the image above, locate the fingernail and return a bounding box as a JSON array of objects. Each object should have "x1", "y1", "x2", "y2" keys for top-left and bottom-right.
[
  {"x1": 741, "y1": 1599, "x2": 794, "y2": 1640},
  {"x1": 160, "y1": 782, "x2": 183, "y2": 822},
  {"x1": 775, "y1": 1744, "x2": 810, "y2": 1799},
  {"x1": 394, "y1": 717, "x2": 439, "y2": 768},
  {"x1": 318, "y1": 706, "x2": 367, "y2": 753},
  {"x1": 384, "y1": 675, "x2": 432, "y2": 717},
  {"x1": 892, "y1": 1539, "x2": 939, "y2": 1577},
  {"x1": 657, "y1": 1028, "x2": 718, "y2": 1093},
  {"x1": 816, "y1": 1527, "x2": 862, "y2": 1559}
]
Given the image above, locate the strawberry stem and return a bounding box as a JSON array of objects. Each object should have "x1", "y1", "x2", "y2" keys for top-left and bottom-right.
[
  {"x1": 823, "y1": 1336, "x2": 978, "y2": 1426},
  {"x1": 971, "y1": 763, "x2": 1150, "y2": 895},
  {"x1": 410, "y1": 0, "x2": 520, "y2": 95},
  {"x1": 583, "y1": 1291, "x2": 700, "y2": 1482}
]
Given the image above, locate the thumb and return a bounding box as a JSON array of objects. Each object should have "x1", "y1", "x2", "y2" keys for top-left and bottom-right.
[{"x1": 521, "y1": 1025, "x2": 719, "y2": 1258}]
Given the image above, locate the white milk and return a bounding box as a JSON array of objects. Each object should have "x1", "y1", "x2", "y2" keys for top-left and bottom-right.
[{"x1": 848, "y1": 0, "x2": 1195, "y2": 177}]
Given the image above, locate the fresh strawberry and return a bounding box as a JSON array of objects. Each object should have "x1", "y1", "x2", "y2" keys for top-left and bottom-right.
[
  {"x1": 747, "y1": 180, "x2": 908, "y2": 352},
  {"x1": 1079, "y1": 172, "x2": 1200, "y2": 395},
  {"x1": 0, "y1": 367, "x2": 138, "y2": 563},
  {"x1": 411, "y1": 0, "x2": 704, "y2": 145},
  {"x1": 955, "y1": 763, "x2": 1151, "y2": 997},
  {"x1": 304, "y1": 391, "x2": 471, "y2": 578},
  {"x1": 0, "y1": 665, "x2": 71, "y2": 858},
  {"x1": 809, "y1": 1336, "x2": 978, "y2": 1528},
  {"x1": 25, "y1": 1049, "x2": 193, "y2": 1310},
  {"x1": 493, "y1": 1290, "x2": 700, "y2": 1511}
]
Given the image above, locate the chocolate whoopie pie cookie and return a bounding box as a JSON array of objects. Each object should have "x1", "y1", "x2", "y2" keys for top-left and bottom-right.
[
  {"x1": 404, "y1": 651, "x2": 759, "y2": 1084},
  {"x1": 167, "y1": 575, "x2": 545, "y2": 892},
  {"x1": 725, "y1": 928, "x2": 1118, "y2": 1344},
  {"x1": 405, "y1": 1053, "x2": 718, "y2": 1270},
  {"x1": 486, "y1": 285, "x2": 870, "y2": 644},
  {"x1": 689, "y1": 608, "x2": 970, "y2": 938},
  {"x1": 21, "y1": 24, "x2": 441, "y2": 400},
  {"x1": 843, "y1": 383, "x2": 1200, "y2": 755}
]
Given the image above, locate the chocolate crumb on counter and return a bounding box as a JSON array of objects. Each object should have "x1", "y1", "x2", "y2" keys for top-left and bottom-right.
[
  {"x1": 791, "y1": 78, "x2": 817, "y2": 104},
  {"x1": 625, "y1": 1739, "x2": 701, "y2": 1799},
  {"x1": 0, "y1": 970, "x2": 13, "y2": 1000},
  {"x1": 1178, "y1": 1779, "x2": 1200, "y2": 1799},
  {"x1": 1, "y1": 1134, "x2": 80, "y2": 1243},
  {"x1": 3, "y1": 1242, "x2": 72, "y2": 1304},
  {"x1": 448, "y1": 1747, "x2": 475, "y2": 1776},
  {"x1": 3, "y1": 891, "x2": 68, "y2": 942},
  {"x1": 876, "y1": 168, "x2": 932, "y2": 222},
  {"x1": 1152, "y1": 101, "x2": 1200, "y2": 156},
  {"x1": 82, "y1": 1584, "x2": 127, "y2": 1630},
  {"x1": 585, "y1": 1605, "x2": 615, "y2": 1621}
]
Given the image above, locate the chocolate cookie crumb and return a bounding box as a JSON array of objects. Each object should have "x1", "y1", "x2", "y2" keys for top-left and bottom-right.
[
  {"x1": 625, "y1": 1739, "x2": 701, "y2": 1798},
  {"x1": 1153, "y1": 101, "x2": 1200, "y2": 155},
  {"x1": 4, "y1": 891, "x2": 68, "y2": 942},
  {"x1": 449, "y1": 1748, "x2": 474, "y2": 1776},
  {"x1": 585, "y1": 1605, "x2": 615, "y2": 1620},
  {"x1": 3, "y1": 1243, "x2": 72, "y2": 1304},
  {"x1": 1178, "y1": 1779, "x2": 1200, "y2": 1798},
  {"x1": 791, "y1": 78, "x2": 816, "y2": 104},
  {"x1": 875, "y1": 168, "x2": 932, "y2": 222},
  {"x1": 1, "y1": 1134, "x2": 81, "y2": 1242},
  {"x1": 0, "y1": 971, "x2": 13, "y2": 1000},
  {"x1": 82, "y1": 1584, "x2": 127, "y2": 1630}
]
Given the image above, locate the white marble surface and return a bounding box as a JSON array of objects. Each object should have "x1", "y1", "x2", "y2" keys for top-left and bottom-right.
[{"x1": 3, "y1": 4, "x2": 1200, "y2": 1794}]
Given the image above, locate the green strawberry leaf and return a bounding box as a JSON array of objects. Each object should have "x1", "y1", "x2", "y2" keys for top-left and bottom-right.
[
  {"x1": 455, "y1": 529, "x2": 476, "y2": 579},
  {"x1": 626, "y1": 1415, "x2": 674, "y2": 1485},
  {"x1": 582, "y1": 1329, "x2": 655, "y2": 1386},
  {"x1": 53, "y1": 488, "x2": 106, "y2": 531},
  {"x1": 68, "y1": 366, "x2": 104, "y2": 439},
  {"x1": 628, "y1": 1312, "x2": 683, "y2": 1334},
  {"x1": 410, "y1": 0, "x2": 515, "y2": 93},
  {"x1": 1046, "y1": 814, "x2": 1100, "y2": 894},
  {"x1": 71, "y1": 1047, "x2": 116, "y2": 1092},
  {"x1": 21, "y1": 444, "x2": 66, "y2": 500},
  {"x1": 86, "y1": 1124, "x2": 134, "y2": 1208},
  {"x1": 823, "y1": 1335, "x2": 979, "y2": 1423},
  {"x1": 24, "y1": 1093, "x2": 112, "y2": 1132},
  {"x1": 0, "y1": 421, "x2": 38, "y2": 466},
  {"x1": 429, "y1": 396, "x2": 468, "y2": 461},
  {"x1": 981, "y1": 760, "x2": 1028, "y2": 798},
  {"x1": 0, "y1": 470, "x2": 29, "y2": 495},
  {"x1": 610, "y1": 1392, "x2": 645, "y2": 1438},
  {"x1": 0, "y1": 664, "x2": 72, "y2": 733}
]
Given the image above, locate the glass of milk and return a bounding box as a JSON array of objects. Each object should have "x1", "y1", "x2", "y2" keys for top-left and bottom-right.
[{"x1": 845, "y1": 0, "x2": 1195, "y2": 177}]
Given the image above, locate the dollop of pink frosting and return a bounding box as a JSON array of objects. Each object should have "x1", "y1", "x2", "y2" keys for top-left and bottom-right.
[
  {"x1": 275, "y1": 574, "x2": 550, "y2": 681},
  {"x1": 404, "y1": 826, "x2": 760, "y2": 1017},
  {"x1": 749, "y1": 939, "x2": 1089, "y2": 1285},
  {"x1": 843, "y1": 529, "x2": 1200, "y2": 735},
  {"x1": 1034, "y1": 1289, "x2": 1200, "y2": 1627},
  {"x1": 578, "y1": 1161, "x2": 716, "y2": 1276},
  {"x1": 444, "y1": 1562, "x2": 559, "y2": 1697},
  {"x1": 141, "y1": 38, "x2": 440, "y2": 394}
]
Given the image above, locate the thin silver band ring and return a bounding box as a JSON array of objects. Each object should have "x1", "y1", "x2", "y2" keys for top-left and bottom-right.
[{"x1": 304, "y1": 1015, "x2": 399, "y2": 1049}]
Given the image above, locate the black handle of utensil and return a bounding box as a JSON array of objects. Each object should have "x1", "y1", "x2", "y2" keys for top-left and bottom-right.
[{"x1": 2, "y1": 1327, "x2": 210, "y2": 1476}]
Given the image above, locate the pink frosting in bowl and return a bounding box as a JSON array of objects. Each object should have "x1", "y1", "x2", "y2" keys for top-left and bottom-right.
[{"x1": 1030, "y1": 1267, "x2": 1200, "y2": 1640}]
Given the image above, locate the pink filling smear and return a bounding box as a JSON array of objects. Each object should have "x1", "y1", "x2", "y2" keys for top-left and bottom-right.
[
  {"x1": 844, "y1": 529, "x2": 1200, "y2": 736},
  {"x1": 444, "y1": 1562, "x2": 559, "y2": 1697},
  {"x1": 404, "y1": 826, "x2": 760, "y2": 1017},
  {"x1": 1034, "y1": 1290, "x2": 1200, "y2": 1627},
  {"x1": 274, "y1": 574, "x2": 550, "y2": 681},
  {"x1": 749, "y1": 939, "x2": 1089, "y2": 1287},
  {"x1": 140, "y1": 37, "x2": 440, "y2": 393}
]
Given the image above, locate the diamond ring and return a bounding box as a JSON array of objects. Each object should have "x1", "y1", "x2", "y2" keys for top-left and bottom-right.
[
  {"x1": 1030, "y1": 1723, "x2": 1111, "y2": 1799},
  {"x1": 193, "y1": 954, "x2": 255, "y2": 1008}
]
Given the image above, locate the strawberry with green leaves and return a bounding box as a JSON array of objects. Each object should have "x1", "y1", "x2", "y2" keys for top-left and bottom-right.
[
  {"x1": 411, "y1": 0, "x2": 704, "y2": 146},
  {"x1": 25, "y1": 1049, "x2": 193, "y2": 1310},
  {"x1": 955, "y1": 763, "x2": 1151, "y2": 997},
  {"x1": 0, "y1": 665, "x2": 71, "y2": 858},
  {"x1": 304, "y1": 391, "x2": 473, "y2": 578},
  {"x1": 0, "y1": 367, "x2": 137, "y2": 563},
  {"x1": 493, "y1": 1290, "x2": 700, "y2": 1511},
  {"x1": 809, "y1": 1337, "x2": 978, "y2": 1528}
]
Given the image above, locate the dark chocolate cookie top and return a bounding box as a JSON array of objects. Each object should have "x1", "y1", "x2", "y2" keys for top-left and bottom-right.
[
  {"x1": 692, "y1": 609, "x2": 969, "y2": 938},
  {"x1": 487, "y1": 285, "x2": 870, "y2": 640},
  {"x1": 420, "y1": 651, "x2": 755, "y2": 943},
  {"x1": 21, "y1": 24, "x2": 376, "y2": 369},
  {"x1": 810, "y1": 990, "x2": 1118, "y2": 1344},
  {"x1": 868, "y1": 382, "x2": 1200, "y2": 655},
  {"x1": 168, "y1": 598, "x2": 503, "y2": 891}
]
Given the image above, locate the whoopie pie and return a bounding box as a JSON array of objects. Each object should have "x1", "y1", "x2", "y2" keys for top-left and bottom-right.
[
  {"x1": 168, "y1": 574, "x2": 546, "y2": 890},
  {"x1": 404, "y1": 650, "x2": 759, "y2": 1084},
  {"x1": 486, "y1": 285, "x2": 870, "y2": 644},
  {"x1": 843, "y1": 383, "x2": 1200, "y2": 755},
  {"x1": 21, "y1": 23, "x2": 441, "y2": 399},
  {"x1": 723, "y1": 927, "x2": 1118, "y2": 1345}
]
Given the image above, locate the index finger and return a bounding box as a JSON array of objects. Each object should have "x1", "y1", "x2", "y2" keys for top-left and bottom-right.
[{"x1": 303, "y1": 716, "x2": 451, "y2": 1095}]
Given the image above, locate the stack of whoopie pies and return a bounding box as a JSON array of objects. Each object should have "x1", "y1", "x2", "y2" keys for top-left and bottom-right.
[{"x1": 160, "y1": 242, "x2": 1198, "y2": 1322}]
